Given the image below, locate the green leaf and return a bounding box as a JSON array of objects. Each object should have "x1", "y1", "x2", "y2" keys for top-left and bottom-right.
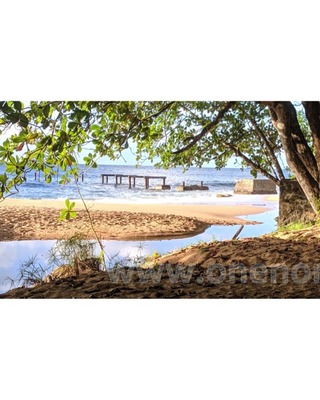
[
  {"x1": 0, "y1": 173, "x2": 8, "y2": 184},
  {"x1": 61, "y1": 116, "x2": 67, "y2": 131},
  {"x1": 69, "y1": 211, "x2": 77, "y2": 218},
  {"x1": 42, "y1": 120, "x2": 50, "y2": 129},
  {"x1": 59, "y1": 209, "x2": 68, "y2": 221},
  {"x1": 59, "y1": 200, "x2": 77, "y2": 221},
  {"x1": 13, "y1": 102, "x2": 22, "y2": 111},
  {"x1": 44, "y1": 104, "x2": 50, "y2": 118},
  {"x1": 68, "y1": 121, "x2": 78, "y2": 130},
  {"x1": 66, "y1": 154, "x2": 76, "y2": 166},
  {"x1": 2, "y1": 102, "x2": 13, "y2": 114},
  {"x1": 7, "y1": 113, "x2": 20, "y2": 123},
  {"x1": 65, "y1": 198, "x2": 75, "y2": 211},
  {"x1": 18, "y1": 114, "x2": 29, "y2": 129},
  {"x1": 90, "y1": 124, "x2": 100, "y2": 131}
]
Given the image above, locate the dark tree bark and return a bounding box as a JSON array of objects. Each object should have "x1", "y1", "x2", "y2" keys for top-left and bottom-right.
[
  {"x1": 264, "y1": 101, "x2": 320, "y2": 215},
  {"x1": 302, "y1": 101, "x2": 320, "y2": 174}
]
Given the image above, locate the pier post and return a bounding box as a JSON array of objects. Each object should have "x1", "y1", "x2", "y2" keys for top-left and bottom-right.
[{"x1": 101, "y1": 173, "x2": 167, "y2": 190}]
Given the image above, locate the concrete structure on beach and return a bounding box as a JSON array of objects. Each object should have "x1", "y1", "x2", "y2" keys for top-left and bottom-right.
[{"x1": 234, "y1": 179, "x2": 277, "y2": 195}]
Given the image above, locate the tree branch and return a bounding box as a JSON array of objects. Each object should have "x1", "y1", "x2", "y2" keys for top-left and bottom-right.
[
  {"x1": 142, "y1": 102, "x2": 176, "y2": 122},
  {"x1": 126, "y1": 102, "x2": 176, "y2": 134},
  {"x1": 247, "y1": 116, "x2": 285, "y2": 180},
  {"x1": 173, "y1": 101, "x2": 236, "y2": 155},
  {"x1": 221, "y1": 140, "x2": 280, "y2": 184}
]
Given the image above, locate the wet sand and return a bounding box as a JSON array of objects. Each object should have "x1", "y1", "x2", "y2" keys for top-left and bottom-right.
[{"x1": 0, "y1": 198, "x2": 269, "y2": 241}]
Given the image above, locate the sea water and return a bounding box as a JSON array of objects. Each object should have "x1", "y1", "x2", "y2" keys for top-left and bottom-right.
[{"x1": 0, "y1": 164, "x2": 275, "y2": 203}]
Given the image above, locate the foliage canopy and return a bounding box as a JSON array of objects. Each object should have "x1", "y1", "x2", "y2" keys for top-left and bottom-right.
[{"x1": 1, "y1": 100, "x2": 320, "y2": 215}]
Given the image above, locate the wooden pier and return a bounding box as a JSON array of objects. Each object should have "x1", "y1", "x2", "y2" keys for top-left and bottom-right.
[{"x1": 101, "y1": 174, "x2": 167, "y2": 189}]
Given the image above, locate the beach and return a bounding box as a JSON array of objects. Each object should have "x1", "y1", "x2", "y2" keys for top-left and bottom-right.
[
  {"x1": 4, "y1": 194, "x2": 307, "y2": 299},
  {"x1": 0, "y1": 198, "x2": 271, "y2": 241},
  {"x1": 2, "y1": 195, "x2": 320, "y2": 299}
]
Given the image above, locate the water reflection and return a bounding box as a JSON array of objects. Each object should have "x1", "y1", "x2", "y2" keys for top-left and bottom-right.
[
  {"x1": 0, "y1": 209, "x2": 278, "y2": 294},
  {"x1": 0, "y1": 241, "x2": 56, "y2": 293}
]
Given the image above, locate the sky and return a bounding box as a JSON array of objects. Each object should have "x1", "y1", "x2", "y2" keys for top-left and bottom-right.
[
  {"x1": 94, "y1": 140, "x2": 239, "y2": 168},
  {"x1": 0, "y1": 118, "x2": 288, "y2": 170},
  {"x1": 0, "y1": 119, "x2": 239, "y2": 168}
]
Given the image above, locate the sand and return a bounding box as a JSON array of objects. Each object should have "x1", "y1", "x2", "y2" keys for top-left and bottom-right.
[
  {"x1": 2, "y1": 196, "x2": 296, "y2": 299},
  {"x1": 0, "y1": 198, "x2": 270, "y2": 241},
  {"x1": 2, "y1": 195, "x2": 319, "y2": 299},
  {"x1": 2, "y1": 225, "x2": 320, "y2": 299}
]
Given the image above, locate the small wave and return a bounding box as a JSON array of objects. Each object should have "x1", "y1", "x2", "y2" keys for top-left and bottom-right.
[{"x1": 6, "y1": 165, "x2": 271, "y2": 203}]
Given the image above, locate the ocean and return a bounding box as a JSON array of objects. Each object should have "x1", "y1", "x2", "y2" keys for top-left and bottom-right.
[{"x1": 0, "y1": 164, "x2": 272, "y2": 204}]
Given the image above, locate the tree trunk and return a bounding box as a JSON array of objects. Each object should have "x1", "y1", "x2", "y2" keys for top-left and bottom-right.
[
  {"x1": 264, "y1": 101, "x2": 320, "y2": 216},
  {"x1": 302, "y1": 101, "x2": 320, "y2": 174}
]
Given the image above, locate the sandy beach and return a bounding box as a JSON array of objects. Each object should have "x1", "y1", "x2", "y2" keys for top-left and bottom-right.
[{"x1": 0, "y1": 198, "x2": 271, "y2": 241}]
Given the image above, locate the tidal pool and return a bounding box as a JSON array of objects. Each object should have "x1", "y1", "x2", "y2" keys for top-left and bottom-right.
[{"x1": 0, "y1": 209, "x2": 278, "y2": 294}]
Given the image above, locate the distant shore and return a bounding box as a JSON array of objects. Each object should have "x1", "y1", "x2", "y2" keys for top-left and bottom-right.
[{"x1": 0, "y1": 197, "x2": 276, "y2": 241}]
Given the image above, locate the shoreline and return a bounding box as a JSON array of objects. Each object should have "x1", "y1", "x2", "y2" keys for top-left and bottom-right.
[{"x1": 0, "y1": 197, "x2": 276, "y2": 241}]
